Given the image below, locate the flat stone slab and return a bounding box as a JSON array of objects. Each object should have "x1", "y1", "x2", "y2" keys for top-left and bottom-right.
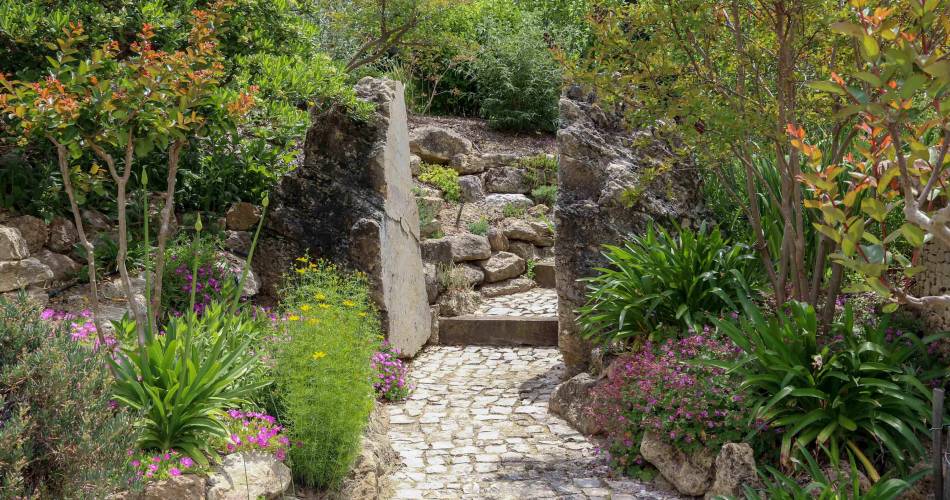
[
  {"x1": 439, "y1": 316, "x2": 557, "y2": 346},
  {"x1": 386, "y1": 346, "x2": 683, "y2": 499},
  {"x1": 534, "y1": 261, "x2": 556, "y2": 289}
]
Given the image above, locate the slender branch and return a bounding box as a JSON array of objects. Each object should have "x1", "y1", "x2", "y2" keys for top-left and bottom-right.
[{"x1": 149, "y1": 140, "x2": 185, "y2": 323}]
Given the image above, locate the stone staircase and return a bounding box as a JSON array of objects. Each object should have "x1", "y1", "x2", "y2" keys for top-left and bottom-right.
[{"x1": 438, "y1": 287, "x2": 558, "y2": 346}]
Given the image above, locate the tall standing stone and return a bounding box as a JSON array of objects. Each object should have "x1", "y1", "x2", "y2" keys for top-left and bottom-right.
[
  {"x1": 259, "y1": 78, "x2": 431, "y2": 357},
  {"x1": 555, "y1": 86, "x2": 703, "y2": 375}
]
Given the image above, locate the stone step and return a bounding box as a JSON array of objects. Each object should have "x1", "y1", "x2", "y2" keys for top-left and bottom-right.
[
  {"x1": 534, "y1": 261, "x2": 556, "y2": 288},
  {"x1": 438, "y1": 315, "x2": 557, "y2": 346}
]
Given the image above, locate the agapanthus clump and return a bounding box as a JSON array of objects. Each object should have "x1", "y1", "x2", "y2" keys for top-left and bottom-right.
[
  {"x1": 221, "y1": 409, "x2": 291, "y2": 461},
  {"x1": 590, "y1": 331, "x2": 751, "y2": 478},
  {"x1": 372, "y1": 342, "x2": 410, "y2": 401},
  {"x1": 128, "y1": 449, "x2": 201, "y2": 483}
]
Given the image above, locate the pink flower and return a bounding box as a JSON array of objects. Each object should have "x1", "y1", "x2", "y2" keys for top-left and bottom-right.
[{"x1": 169, "y1": 467, "x2": 181, "y2": 476}]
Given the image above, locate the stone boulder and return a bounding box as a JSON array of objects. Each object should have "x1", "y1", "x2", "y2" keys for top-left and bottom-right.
[
  {"x1": 0, "y1": 226, "x2": 29, "y2": 260},
  {"x1": 459, "y1": 263, "x2": 486, "y2": 287},
  {"x1": 421, "y1": 237, "x2": 453, "y2": 268},
  {"x1": 484, "y1": 194, "x2": 534, "y2": 212},
  {"x1": 222, "y1": 230, "x2": 252, "y2": 255},
  {"x1": 420, "y1": 219, "x2": 443, "y2": 239},
  {"x1": 478, "y1": 251, "x2": 525, "y2": 283},
  {"x1": 458, "y1": 175, "x2": 486, "y2": 202},
  {"x1": 9, "y1": 215, "x2": 48, "y2": 254},
  {"x1": 409, "y1": 154, "x2": 422, "y2": 176},
  {"x1": 424, "y1": 262, "x2": 441, "y2": 304},
  {"x1": 111, "y1": 474, "x2": 207, "y2": 499},
  {"x1": 0, "y1": 258, "x2": 52, "y2": 292},
  {"x1": 487, "y1": 227, "x2": 509, "y2": 252},
  {"x1": 705, "y1": 443, "x2": 757, "y2": 500},
  {"x1": 47, "y1": 216, "x2": 78, "y2": 253},
  {"x1": 34, "y1": 249, "x2": 80, "y2": 281},
  {"x1": 549, "y1": 373, "x2": 603, "y2": 435},
  {"x1": 437, "y1": 289, "x2": 480, "y2": 317},
  {"x1": 409, "y1": 125, "x2": 474, "y2": 164},
  {"x1": 206, "y1": 452, "x2": 291, "y2": 500},
  {"x1": 447, "y1": 233, "x2": 491, "y2": 262},
  {"x1": 81, "y1": 209, "x2": 113, "y2": 234},
  {"x1": 640, "y1": 431, "x2": 715, "y2": 496},
  {"x1": 503, "y1": 218, "x2": 554, "y2": 246},
  {"x1": 485, "y1": 167, "x2": 530, "y2": 194},
  {"x1": 416, "y1": 196, "x2": 443, "y2": 217},
  {"x1": 556, "y1": 87, "x2": 703, "y2": 374},
  {"x1": 451, "y1": 152, "x2": 520, "y2": 175},
  {"x1": 225, "y1": 202, "x2": 261, "y2": 231},
  {"x1": 479, "y1": 277, "x2": 535, "y2": 298},
  {"x1": 330, "y1": 406, "x2": 397, "y2": 500},
  {"x1": 507, "y1": 241, "x2": 538, "y2": 261},
  {"x1": 259, "y1": 78, "x2": 431, "y2": 357},
  {"x1": 218, "y1": 252, "x2": 260, "y2": 297}
]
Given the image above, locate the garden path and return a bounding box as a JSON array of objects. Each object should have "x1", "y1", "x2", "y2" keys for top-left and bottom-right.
[{"x1": 387, "y1": 346, "x2": 681, "y2": 499}]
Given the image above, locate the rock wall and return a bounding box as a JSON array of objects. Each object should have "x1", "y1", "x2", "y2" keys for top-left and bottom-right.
[
  {"x1": 914, "y1": 241, "x2": 950, "y2": 331},
  {"x1": 258, "y1": 78, "x2": 431, "y2": 357},
  {"x1": 554, "y1": 87, "x2": 704, "y2": 375}
]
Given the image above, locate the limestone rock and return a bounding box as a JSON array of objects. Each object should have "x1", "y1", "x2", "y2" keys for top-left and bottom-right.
[
  {"x1": 34, "y1": 248, "x2": 80, "y2": 281},
  {"x1": 479, "y1": 277, "x2": 535, "y2": 298},
  {"x1": 259, "y1": 78, "x2": 431, "y2": 357},
  {"x1": 417, "y1": 196, "x2": 444, "y2": 216},
  {"x1": 121, "y1": 474, "x2": 207, "y2": 499},
  {"x1": 226, "y1": 202, "x2": 261, "y2": 231},
  {"x1": 507, "y1": 241, "x2": 538, "y2": 261},
  {"x1": 503, "y1": 218, "x2": 554, "y2": 246},
  {"x1": 222, "y1": 230, "x2": 252, "y2": 255},
  {"x1": 428, "y1": 304, "x2": 440, "y2": 344},
  {"x1": 485, "y1": 167, "x2": 530, "y2": 194},
  {"x1": 0, "y1": 258, "x2": 53, "y2": 292},
  {"x1": 528, "y1": 204, "x2": 551, "y2": 217},
  {"x1": 421, "y1": 237, "x2": 454, "y2": 268},
  {"x1": 437, "y1": 289, "x2": 480, "y2": 317},
  {"x1": 218, "y1": 252, "x2": 260, "y2": 297},
  {"x1": 459, "y1": 262, "x2": 486, "y2": 287},
  {"x1": 705, "y1": 443, "x2": 757, "y2": 500},
  {"x1": 447, "y1": 233, "x2": 491, "y2": 262},
  {"x1": 0, "y1": 286, "x2": 49, "y2": 308},
  {"x1": 478, "y1": 251, "x2": 525, "y2": 283},
  {"x1": 420, "y1": 219, "x2": 443, "y2": 239},
  {"x1": 81, "y1": 209, "x2": 113, "y2": 233},
  {"x1": 410, "y1": 154, "x2": 423, "y2": 176},
  {"x1": 484, "y1": 194, "x2": 533, "y2": 213},
  {"x1": 206, "y1": 452, "x2": 291, "y2": 500},
  {"x1": 410, "y1": 125, "x2": 474, "y2": 164},
  {"x1": 331, "y1": 406, "x2": 397, "y2": 500},
  {"x1": 556, "y1": 88, "x2": 702, "y2": 374},
  {"x1": 424, "y1": 262, "x2": 441, "y2": 304},
  {"x1": 487, "y1": 227, "x2": 509, "y2": 252},
  {"x1": 640, "y1": 431, "x2": 715, "y2": 496},
  {"x1": 9, "y1": 215, "x2": 48, "y2": 254},
  {"x1": 458, "y1": 175, "x2": 486, "y2": 202},
  {"x1": 0, "y1": 226, "x2": 30, "y2": 260},
  {"x1": 549, "y1": 373, "x2": 603, "y2": 435},
  {"x1": 47, "y1": 216, "x2": 79, "y2": 253},
  {"x1": 447, "y1": 154, "x2": 485, "y2": 175},
  {"x1": 451, "y1": 152, "x2": 520, "y2": 174}
]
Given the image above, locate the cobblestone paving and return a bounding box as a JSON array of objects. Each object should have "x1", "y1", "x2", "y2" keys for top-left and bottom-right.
[
  {"x1": 387, "y1": 346, "x2": 681, "y2": 499},
  {"x1": 478, "y1": 289, "x2": 558, "y2": 318}
]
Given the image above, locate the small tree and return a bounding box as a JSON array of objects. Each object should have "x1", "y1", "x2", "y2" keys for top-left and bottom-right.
[
  {"x1": 792, "y1": 0, "x2": 950, "y2": 311},
  {"x1": 0, "y1": 2, "x2": 254, "y2": 347}
]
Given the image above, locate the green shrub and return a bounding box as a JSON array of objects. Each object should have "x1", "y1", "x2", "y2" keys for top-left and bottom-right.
[
  {"x1": 0, "y1": 295, "x2": 137, "y2": 498},
  {"x1": 712, "y1": 298, "x2": 937, "y2": 481},
  {"x1": 502, "y1": 203, "x2": 527, "y2": 218},
  {"x1": 518, "y1": 154, "x2": 558, "y2": 188},
  {"x1": 578, "y1": 223, "x2": 757, "y2": 344},
  {"x1": 531, "y1": 185, "x2": 557, "y2": 206},
  {"x1": 467, "y1": 216, "x2": 489, "y2": 236},
  {"x1": 419, "y1": 164, "x2": 461, "y2": 203},
  {"x1": 110, "y1": 305, "x2": 267, "y2": 463},
  {"x1": 525, "y1": 259, "x2": 537, "y2": 280},
  {"x1": 472, "y1": 9, "x2": 561, "y2": 131},
  {"x1": 274, "y1": 259, "x2": 378, "y2": 488}
]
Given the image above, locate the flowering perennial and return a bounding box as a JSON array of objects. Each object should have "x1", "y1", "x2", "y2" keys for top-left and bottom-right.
[
  {"x1": 372, "y1": 342, "x2": 410, "y2": 401},
  {"x1": 222, "y1": 409, "x2": 291, "y2": 461},
  {"x1": 128, "y1": 449, "x2": 200, "y2": 483},
  {"x1": 591, "y1": 332, "x2": 751, "y2": 476}
]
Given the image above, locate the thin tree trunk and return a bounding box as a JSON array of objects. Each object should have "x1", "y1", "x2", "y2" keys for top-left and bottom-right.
[
  {"x1": 150, "y1": 140, "x2": 185, "y2": 323},
  {"x1": 51, "y1": 140, "x2": 107, "y2": 349}
]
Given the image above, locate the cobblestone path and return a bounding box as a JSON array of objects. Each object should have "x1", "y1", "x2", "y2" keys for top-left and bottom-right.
[
  {"x1": 478, "y1": 289, "x2": 558, "y2": 318},
  {"x1": 387, "y1": 346, "x2": 680, "y2": 499}
]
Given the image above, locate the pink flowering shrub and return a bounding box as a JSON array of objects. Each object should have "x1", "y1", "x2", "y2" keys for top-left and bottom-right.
[
  {"x1": 590, "y1": 332, "x2": 753, "y2": 477},
  {"x1": 128, "y1": 449, "x2": 201, "y2": 483},
  {"x1": 372, "y1": 342, "x2": 410, "y2": 401},
  {"x1": 221, "y1": 409, "x2": 291, "y2": 461}
]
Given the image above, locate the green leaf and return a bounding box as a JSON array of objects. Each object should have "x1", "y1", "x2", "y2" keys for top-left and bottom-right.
[
  {"x1": 860, "y1": 35, "x2": 880, "y2": 60},
  {"x1": 901, "y1": 223, "x2": 926, "y2": 247},
  {"x1": 807, "y1": 80, "x2": 846, "y2": 95}
]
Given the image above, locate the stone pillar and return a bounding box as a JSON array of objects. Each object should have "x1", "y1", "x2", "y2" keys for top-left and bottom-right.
[
  {"x1": 554, "y1": 87, "x2": 702, "y2": 375},
  {"x1": 258, "y1": 78, "x2": 431, "y2": 357}
]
